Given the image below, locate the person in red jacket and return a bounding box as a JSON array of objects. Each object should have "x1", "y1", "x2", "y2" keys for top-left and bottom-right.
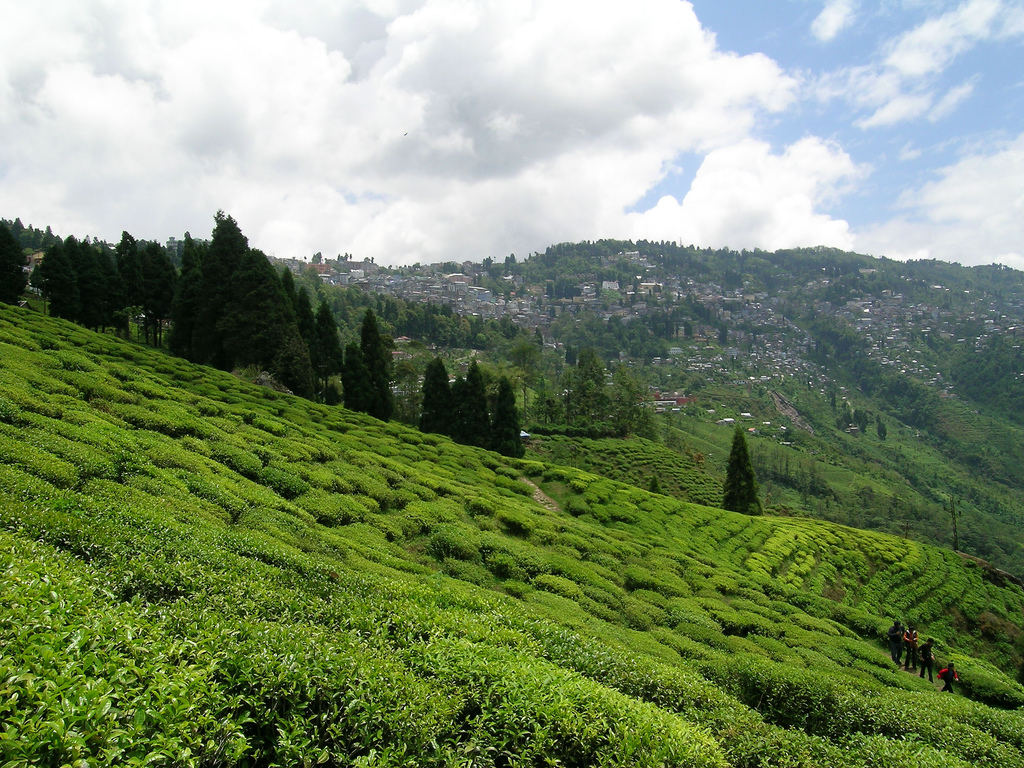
[{"x1": 938, "y1": 662, "x2": 958, "y2": 692}]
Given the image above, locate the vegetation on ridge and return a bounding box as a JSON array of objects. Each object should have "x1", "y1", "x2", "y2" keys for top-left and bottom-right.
[{"x1": 4, "y1": 305, "x2": 1024, "y2": 766}]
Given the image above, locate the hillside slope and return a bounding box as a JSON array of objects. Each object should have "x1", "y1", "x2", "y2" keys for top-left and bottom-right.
[{"x1": 4, "y1": 305, "x2": 1024, "y2": 767}]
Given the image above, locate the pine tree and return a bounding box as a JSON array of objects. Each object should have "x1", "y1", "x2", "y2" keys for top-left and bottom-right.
[
  {"x1": 489, "y1": 375, "x2": 524, "y2": 457},
  {"x1": 0, "y1": 222, "x2": 27, "y2": 304},
  {"x1": 723, "y1": 425, "x2": 761, "y2": 515},
  {"x1": 359, "y1": 309, "x2": 393, "y2": 421},
  {"x1": 419, "y1": 357, "x2": 453, "y2": 435}
]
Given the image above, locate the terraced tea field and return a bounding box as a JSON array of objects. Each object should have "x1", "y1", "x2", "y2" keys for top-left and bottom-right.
[{"x1": 4, "y1": 304, "x2": 1024, "y2": 767}]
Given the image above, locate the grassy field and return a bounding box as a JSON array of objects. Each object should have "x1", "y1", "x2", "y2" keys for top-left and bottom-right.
[{"x1": 4, "y1": 304, "x2": 1024, "y2": 767}]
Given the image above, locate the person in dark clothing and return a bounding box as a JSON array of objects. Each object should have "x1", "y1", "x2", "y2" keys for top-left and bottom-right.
[
  {"x1": 939, "y1": 662, "x2": 958, "y2": 692},
  {"x1": 918, "y1": 638, "x2": 935, "y2": 682},
  {"x1": 903, "y1": 625, "x2": 919, "y2": 671},
  {"x1": 887, "y1": 620, "x2": 904, "y2": 666}
]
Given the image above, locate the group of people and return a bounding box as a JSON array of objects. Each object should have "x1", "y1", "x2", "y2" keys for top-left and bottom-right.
[{"x1": 887, "y1": 620, "x2": 958, "y2": 691}]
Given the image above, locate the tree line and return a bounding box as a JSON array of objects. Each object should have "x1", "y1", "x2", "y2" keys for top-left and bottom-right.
[
  {"x1": 4, "y1": 214, "x2": 530, "y2": 455},
  {"x1": 420, "y1": 358, "x2": 524, "y2": 457}
]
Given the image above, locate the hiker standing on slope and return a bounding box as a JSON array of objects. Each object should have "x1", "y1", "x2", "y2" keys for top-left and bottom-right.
[
  {"x1": 903, "y1": 625, "x2": 919, "y2": 671},
  {"x1": 918, "y1": 637, "x2": 935, "y2": 683},
  {"x1": 887, "y1": 620, "x2": 904, "y2": 666}
]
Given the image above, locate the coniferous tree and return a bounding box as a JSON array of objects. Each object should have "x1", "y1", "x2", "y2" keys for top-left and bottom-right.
[
  {"x1": 0, "y1": 222, "x2": 27, "y2": 304},
  {"x1": 280, "y1": 267, "x2": 297, "y2": 307},
  {"x1": 312, "y1": 299, "x2": 343, "y2": 401},
  {"x1": 140, "y1": 242, "x2": 177, "y2": 346},
  {"x1": 168, "y1": 234, "x2": 205, "y2": 359},
  {"x1": 218, "y1": 247, "x2": 314, "y2": 397},
  {"x1": 115, "y1": 232, "x2": 143, "y2": 339},
  {"x1": 359, "y1": 309, "x2": 393, "y2": 421},
  {"x1": 192, "y1": 211, "x2": 248, "y2": 369},
  {"x1": 610, "y1": 366, "x2": 654, "y2": 439},
  {"x1": 489, "y1": 375, "x2": 524, "y2": 457},
  {"x1": 565, "y1": 347, "x2": 608, "y2": 427},
  {"x1": 294, "y1": 287, "x2": 317, "y2": 352},
  {"x1": 38, "y1": 239, "x2": 79, "y2": 321},
  {"x1": 341, "y1": 341, "x2": 373, "y2": 413},
  {"x1": 96, "y1": 248, "x2": 121, "y2": 332},
  {"x1": 723, "y1": 425, "x2": 761, "y2": 515},
  {"x1": 71, "y1": 239, "x2": 110, "y2": 332},
  {"x1": 452, "y1": 360, "x2": 489, "y2": 447},
  {"x1": 419, "y1": 357, "x2": 453, "y2": 435}
]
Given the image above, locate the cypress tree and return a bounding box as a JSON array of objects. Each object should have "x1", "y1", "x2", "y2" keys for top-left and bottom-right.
[
  {"x1": 566, "y1": 347, "x2": 608, "y2": 426},
  {"x1": 218, "y1": 247, "x2": 314, "y2": 397},
  {"x1": 115, "y1": 232, "x2": 143, "y2": 339},
  {"x1": 723, "y1": 425, "x2": 761, "y2": 515},
  {"x1": 192, "y1": 211, "x2": 248, "y2": 369},
  {"x1": 294, "y1": 287, "x2": 317, "y2": 351},
  {"x1": 489, "y1": 375, "x2": 524, "y2": 457},
  {"x1": 168, "y1": 234, "x2": 205, "y2": 359},
  {"x1": 96, "y1": 249, "x2": 121, "y2": 332},
  {"x1": 38, "y1": 239, "x2": 80, "y2": 321},
  {"x1": 280, "y1": 267, "x2": 297, "y2": 307},
  {"x1": 359, "y1": 309, "x2": 393, "y2": 421},
  {"x1": 141, "y1": 242, "x2": 177, "y2": 346},
  {"x1": 341, "y1": 341, "x2": 373, "y2": 414},
  {"x1": 72, "y1": 240, "x2": 109, "y2": 332},
  {"x1": 0, "y1": 222, "x2": 27, "y2": 304},
  {"x1": 312, "y1": 299, "x2": 343, "y2": 401},
  {"x1": 419, "y1": 357, "x2": 453, "y2": 435},
  {"x1": 452, "y1": 360, "x2": 489, "y2": 447}
]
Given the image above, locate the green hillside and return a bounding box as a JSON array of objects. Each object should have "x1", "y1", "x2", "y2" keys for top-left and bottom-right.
[{"x1": 5, "y1": 305, "x2": 1024, "y2": 767}]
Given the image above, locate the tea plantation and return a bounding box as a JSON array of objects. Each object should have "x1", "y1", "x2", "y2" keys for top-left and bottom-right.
[{"x1": 5, "y1": 304, "x2": 1024, "y2": 767}]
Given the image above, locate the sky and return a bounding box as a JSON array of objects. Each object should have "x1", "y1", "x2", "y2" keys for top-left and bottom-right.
[{"x1": 1, "y1": 1, "x2": 1022, "y2": 268}]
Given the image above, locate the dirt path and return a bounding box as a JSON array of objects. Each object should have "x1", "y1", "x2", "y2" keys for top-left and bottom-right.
[{"x1": 521, "y1": 478, "x2": 560, "y2": 513}]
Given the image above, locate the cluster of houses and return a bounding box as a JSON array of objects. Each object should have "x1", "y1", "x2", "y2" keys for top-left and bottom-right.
[{"x1": 256, "y1": 250, "x2": 1022, "y2": 406}]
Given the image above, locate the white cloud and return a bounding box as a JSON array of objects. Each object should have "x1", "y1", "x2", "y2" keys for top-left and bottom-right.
[
  {"x1": 884, "y1": 0, "x2": 1002, "y2": 78},
  {"x1": 928, "y1": 78, "x2": 977, "y2": 121},
  {"x1": 857, "y1": 93, "x2": 933, "y2": 128},
  {"x1": 855, "y1": 132, "x2": 1024, "y2": 267},
  {"x1": 898, "y1": 142, "x2": 922, "y2": 161},
  {"x1": 816, "y1": 0, "x2": 1022, "y2": 129},
  {"x1": 811, "y1": 0, "x2": 857, "y2": 42},
  {"x1": 624, "y1": 137, "x2": 864, "y2": 251},
  {"x1": 0, "y1": 0, "x2": 805, "y2": 264}
]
